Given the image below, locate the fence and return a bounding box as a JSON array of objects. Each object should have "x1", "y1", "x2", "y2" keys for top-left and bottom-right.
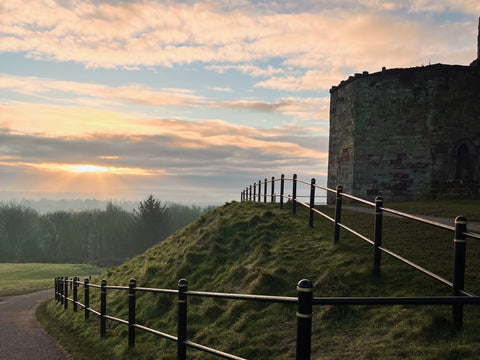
[
  {"x1": 241, "y1": 174, "x2": 480, "y2": 328},
  {"x1": 54, "y1": 175, "x2": 480, "y2": 359},
  {"x1": 55, "y1": 275, "x2": 480, "y2": 360}
]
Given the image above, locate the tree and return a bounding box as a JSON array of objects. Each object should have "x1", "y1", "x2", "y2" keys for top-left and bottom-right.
[
  {"x1": 100, "y1": 202, "x2": 134, "y2": 263},
  {"x1": 132, "y1": 195, "x2": 169, "y2": 250},
  {"x1": 0, "y1": 203, "x2": 40, "y2": 261}
]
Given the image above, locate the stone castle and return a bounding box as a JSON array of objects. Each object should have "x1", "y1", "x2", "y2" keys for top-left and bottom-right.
[{"x1": 327, "y1": 19, "x2": 480, "y2": 202}]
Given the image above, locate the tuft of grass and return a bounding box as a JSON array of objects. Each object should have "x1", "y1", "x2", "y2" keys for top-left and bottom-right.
[
  {"x1": 0, "y1": 263, "x2": 106, "y2": 296},
  {"x1": 40, "y1": 200, "x2": 480, "y2": 359}
]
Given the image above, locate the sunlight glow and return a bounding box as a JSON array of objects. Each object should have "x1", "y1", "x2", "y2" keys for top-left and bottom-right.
[
  {"x1": 0, "y1": 161, "x2": 161, "y2": 176},
  {"x1": 68, "y1": 164, "x2": 109, "y2": 173}
]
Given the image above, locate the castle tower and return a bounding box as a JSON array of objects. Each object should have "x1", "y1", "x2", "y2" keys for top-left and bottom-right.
[{"x1": 327, "y1": 19, "x2": 480, "y2": 202}]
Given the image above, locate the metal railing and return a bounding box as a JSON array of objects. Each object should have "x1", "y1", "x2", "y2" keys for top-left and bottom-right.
[
  {"x1": 51, "y1": 175, "x2": 480, "y2": 359},
  {"x1": 55, "y1": 274, "x2": 480, "y2": 360},
  {"x1": 242, "y1": 174, "x2": 480, "y2": 330}
]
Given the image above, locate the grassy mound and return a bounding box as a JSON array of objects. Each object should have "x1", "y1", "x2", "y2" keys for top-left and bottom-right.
[{"x1": 42, "y1": 201, "x2": 480, "y2": 359}]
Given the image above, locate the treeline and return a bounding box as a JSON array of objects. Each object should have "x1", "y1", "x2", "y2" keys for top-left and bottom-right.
[{"x1": 0, "y1": 195, "x2": 213, "y2": 265}]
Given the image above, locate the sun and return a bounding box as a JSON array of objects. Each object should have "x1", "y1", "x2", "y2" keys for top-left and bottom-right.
[{"x1": 67, "y1": 164, "x2": 109, "y2": 173}]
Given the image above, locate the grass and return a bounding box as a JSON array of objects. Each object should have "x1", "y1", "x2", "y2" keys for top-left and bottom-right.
[
  {"x1": 39, "y1": 200, "x2": 480, "y2": 359},
  {"x1": 0, "y1": 263, "x2": 106, "y2": 296}
]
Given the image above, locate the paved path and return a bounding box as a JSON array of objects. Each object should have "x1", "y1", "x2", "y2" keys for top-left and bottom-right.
[
  {"x1": 0, "y1": 289, "x2": 69, "y2": 360},
  {"x1": 337, "y1": 205, "x2": 480, "y2": 233}
]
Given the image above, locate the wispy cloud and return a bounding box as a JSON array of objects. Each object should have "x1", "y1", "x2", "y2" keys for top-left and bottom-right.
[
  {"x1": 207, "y1": 86, "x2": 233, "y2": 92},
  {"x1": 0, "y1": 74, "x2": 203, "y2": 107},
  {"x1": 0, "y1": 74, "x2": 328, "y2": 121},
  {"x1": 2, "y1": 1, "x2": 476, "y2": 74},
  {"x1": 205, "y1": 64, "x2": 285, "y2": 77}
]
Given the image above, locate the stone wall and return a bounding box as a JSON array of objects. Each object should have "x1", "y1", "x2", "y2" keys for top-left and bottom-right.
[{"x1": 328, "y1": 64, "x2": 480, "y2": 202}]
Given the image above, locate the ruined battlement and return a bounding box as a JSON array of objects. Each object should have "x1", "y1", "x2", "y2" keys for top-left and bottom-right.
[{"x1": 329, "y1": 63, "x2": 476, "y2": 94}]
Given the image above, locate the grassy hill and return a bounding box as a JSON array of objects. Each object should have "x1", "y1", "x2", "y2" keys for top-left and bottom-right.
[{"x1": 41, "y1": 200, "x2": 480, "y2": 359}]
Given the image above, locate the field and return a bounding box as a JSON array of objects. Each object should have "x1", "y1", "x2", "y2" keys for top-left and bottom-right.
[
  {"x1": 40, "y1": 200, "x2": 480, "y2": 359},
  {"x1": 0, "y1": 263, "x2": 106, "y2": 296}
]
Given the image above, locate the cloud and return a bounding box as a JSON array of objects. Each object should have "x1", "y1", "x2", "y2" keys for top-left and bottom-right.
[
  {"x1": 0, "y1": 74, "x2": 203, "y2": 107},
  {"x1": 0, "y1": 74, "x2": 328, "y2": 121},
  {"x1": 2, "y1": 0, "x2": 477, "y2": 73},
  {"x1": 205, "y1": 64, "x2": 285, "y2": 77},
  {"x1": 0, "y1": 120, "x2": 327, "y2": 201},
  {"x1": 207, "y1": 86, "x2": 233, "y2": 92},
  {"x1": 255, "y1": 69, "x2": 346, "y2": 91},
  {"x1": 406, "y1": 0, "x2": 480, "y2": 14},
  {"x1": 0, "y1": 101, "x2": 326, "y2": 161}
]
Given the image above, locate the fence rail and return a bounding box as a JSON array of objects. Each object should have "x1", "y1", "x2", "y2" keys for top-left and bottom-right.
[{"x1": 52, "y1": 174, "x2": 480, "y2": 359}]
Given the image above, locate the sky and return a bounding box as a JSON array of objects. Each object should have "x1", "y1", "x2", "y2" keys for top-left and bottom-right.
[{"x1": 1, "y1": 0, "x2": 479, "y2": 205}]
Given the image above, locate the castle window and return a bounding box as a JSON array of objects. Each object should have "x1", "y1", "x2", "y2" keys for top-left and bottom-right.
[{"x1": 456, "y1": 144, "x2": 470, "y2": 180}]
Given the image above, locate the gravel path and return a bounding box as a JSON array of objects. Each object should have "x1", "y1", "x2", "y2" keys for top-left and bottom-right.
[{"x1": 0, "y1": 289, "x2": 69, "y2": 360}]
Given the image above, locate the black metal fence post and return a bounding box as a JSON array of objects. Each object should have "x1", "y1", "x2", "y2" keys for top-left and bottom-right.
[
  {"x1": 334, "y1": 185, "x2": 343, "y2": 244},
  {"x1": 296, "y1": 279, "x2": 313, "y2": 360},
  {"x1": 373, "y1": 196, "x2": 383, "y2": 276},
  {"x1": 57, "y1": 277, "x2": 60, "y2": 302},
  {"x1": 258, "y1": 180, "x2": 261, "y2": 202},
  {"x1": 84, "y1": 278, "x2": 90, "y2": 320},
  {"x1": 309, "y1": 178, "x2": 316, "y2": 227},
  {"x1": 292, "y1": 174, "x2": 297, "y2": 215},
  {"x1": 60, "y1": 277, "x2": 64, "y2": 305},
  {"x1": 280, "y1": 174, "x2": 285, "y2": 209},
  {"x1": 100, "y1": 279, "x2": 107, "y2": 338},
  {"x1": 264, "y1": 178, "x2": 267, "y2": 203},
  {"x1": 178, "y1": 279, "x2": 188, "y2": 360},
  {"x1": 253, "y1": 182, "x2": 256, "y2": 201},
  {"x1": 128, "y1": 278, "x2": 136, "y2": 347},
  {"x1": 271, "y1": 176, "x2": 275, "y2": 203},
  {"x1": 453, "y1": 216, "x2": 467, "y2": 332},
  {"x1": 54, "y1": 277, "x2": 58, "y2": 302},
  {"x1": 73, "y1": 276, "x2": 78, "y2": 312},
  {"x1": 64, "y1": 276, "x2": 68, "y2": 310},
  {"x1": 249, "y1": 185, "x2": 252, "y2": 201}
]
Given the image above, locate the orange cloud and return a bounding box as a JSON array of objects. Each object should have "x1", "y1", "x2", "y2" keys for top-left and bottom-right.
[
  {"x1": 0, "y1": 74, "x2": 202, "y2": 107},
  {"x1": 0, "y1": 100, "x2": 327, "y2": 161}
]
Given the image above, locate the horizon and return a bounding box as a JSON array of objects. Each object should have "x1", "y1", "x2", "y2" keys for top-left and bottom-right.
[{"x1": 1, "y1": 1, "x2": 479, "y2": 204}]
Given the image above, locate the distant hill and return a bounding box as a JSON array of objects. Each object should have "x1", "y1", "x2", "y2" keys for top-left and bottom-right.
[{"x1": 46, "y1": 201, "x2": 480, "y2": 359}]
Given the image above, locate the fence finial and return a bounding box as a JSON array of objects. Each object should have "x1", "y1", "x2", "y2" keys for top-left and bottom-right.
[
  {"x1": 296, "y1": 279, "x2": 313, "y2": 360},
  {"x1": 453, "y1": 215, "x2": 467, "y2": 331},
  {"x1": 178, "y1": 279, "x2": 188, "y2": 360}
]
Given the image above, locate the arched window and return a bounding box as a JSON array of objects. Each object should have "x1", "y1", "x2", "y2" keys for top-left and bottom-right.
[{"x1": 456, "y1": 144, "x2": 470, "y2": 180}]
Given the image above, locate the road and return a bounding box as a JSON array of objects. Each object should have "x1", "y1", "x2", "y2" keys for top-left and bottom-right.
[{"x1": 0, "y1": 289, "x2": 69, "y2": 360}]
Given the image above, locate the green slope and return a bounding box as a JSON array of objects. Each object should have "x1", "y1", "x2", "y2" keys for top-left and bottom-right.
[{"x1": 43, "y1": 201, "x2": 480, "y2": 359}]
